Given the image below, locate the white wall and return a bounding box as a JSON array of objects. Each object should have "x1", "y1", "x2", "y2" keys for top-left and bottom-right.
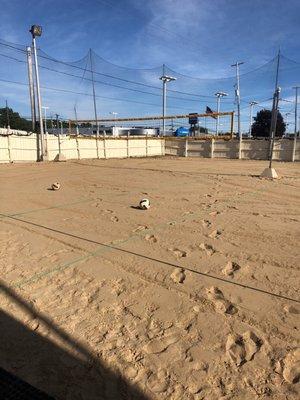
[
  {"x1": 165, "y1": 138, "x2": 300, "y2": 161},
  {"x1": 0, "y1": 134, "x2": 165, "y2": 163}
]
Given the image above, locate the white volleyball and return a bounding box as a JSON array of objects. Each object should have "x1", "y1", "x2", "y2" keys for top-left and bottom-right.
[
  {"x1": 139, "y1": 198, "x2": 150, "y2": 210},
  {"x1": 51, "y1": 182, "x2": 61, "y2": 191}
]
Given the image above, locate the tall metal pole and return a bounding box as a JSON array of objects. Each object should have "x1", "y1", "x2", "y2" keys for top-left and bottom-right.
[
  {"x1": 5, "y1": 100, "x2": 10, "y2": 128},
  {"x1": 162, "y1": 79, "x2": 166, "y2": 135},
  {"x1": 32, "y1": 36, "x2": 45, "y2": 160},
  {"x1": 249, "y1": 103, "x2": 253, "y2": 137},
  {"x1": 231, "y1": 61, "x2": 244, "y2": 139},
  {"x1": 275, "y1": 49, "x2": 280, "y2": 91},
  {"x1": 55, "y1": 114, "x2": 59, "y2": 135},
  {"x1": 292, "y1": 86, "x2": 299, "y2": 162},
  {"x1": 42, "y1": 106, "x2": 48, "y2": 134},
  {"x1": 74, "y1": 105, "x2": 79, "y2": 135},
  {"x1": 89, "y1": 49, "x2": 99, "y2": 137},
  {"x1": 269, "y1": 87, "x2": 281, "y2": 168},
  {"x1": 216, "y1": 96, "x2": 220, "y2": 135},
  {"x1": 26, "y1": 46, "x2": 36, "y2": 131}
]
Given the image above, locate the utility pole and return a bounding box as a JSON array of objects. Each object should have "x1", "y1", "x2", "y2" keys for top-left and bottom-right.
[
  {"x1": 159, "y1": 65, "x2": 176, "y2": 136},
  {"x1": 74, "y1": 105, "x2": 79, "y2": 135},
  {"x1": 89, "y1": 49, "x2": 99, "y2": 137},
  {"x1": 5, "y1": 100, "x2": 10, "y2": 129},
  {"x1": 249, "y1": 101, "x2": 258, "y2": 137},
  {"x1": 269, "y1": 87, "x2": 281, "y2": 168},
  {"x1": 30, "y1": 25, "x2": 45, "y2": 160},
  {"x1": 231, "y1": 61, "x2": 244, "y2": 142},
  {"x1": 26, "y1": 46, "x2": 36, "y2": 131},
  {"x1": 292, "y1": 86, "x2": 299, "y2": 162}
]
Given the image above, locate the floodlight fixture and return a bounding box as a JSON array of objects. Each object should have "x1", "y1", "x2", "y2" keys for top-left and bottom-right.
[
  {"x1": 30, "y1": 25, "x2": 42, "y2": 38},
  {"x1": 215, "y1": 91, "x2": 228, "y2": 98},
  {"x1": 160, "y1": 75, "x2": 177, "y2": 83}
]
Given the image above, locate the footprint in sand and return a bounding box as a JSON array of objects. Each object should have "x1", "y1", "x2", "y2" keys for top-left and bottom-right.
[
  {"x1": 208, "y1": 229, "x2": 222, "y2": 239},
  {"x1": 206, "y1": 286, "x2": 236, "y2": 314},
  {"x1": 199, "y1": 243, "x2": 216, "y2": 256},
  {"x1": 144, "y1": 333, "x2": 180, "y2": 354},
  {"x1": 170, "y1": 267, "x2": 186, "y2": 284},
  {"x1": 133, "y1": 225, "x2": 149, "y2": 232},
  {"x1": 202, "y1": 220, "x2": 212, "y2": 228},
  {"x1": 169, "y1": 248, "x2": 187, "y2": 258},
  {"x1": 226, "y1": 331, "x2": 262, "y2": 366},
  {"x1": 276, "y1": 349, "x2": 300, "y2": 384},
  {"x1": 222, "y1": 261, "x2": 241, "y2": 277},
  {"x1": 145, "y1": 234, "x2": 158, "y2": 243},
  {"x1": 111, "y1": 216, "x2": 119, "y2": 222},
  {"x1": 209, "y1": 211, "x2": 220, "y2": 217},
  {"x1": 146, "y1": 370, "x2": 169, "y2": 394}
]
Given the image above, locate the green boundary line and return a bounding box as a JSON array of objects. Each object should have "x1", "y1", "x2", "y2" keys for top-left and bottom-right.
[
  {"x1": 0, "y1": 198, "x2": 94, "y2": 219},
  {"x1": 9, "y1": 188, "x2": 259, "y2": 289}
]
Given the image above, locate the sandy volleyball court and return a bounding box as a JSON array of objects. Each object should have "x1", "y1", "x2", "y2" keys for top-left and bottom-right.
[{"x1": 0, "y1": 157, "x2": 299, "y2": 399}]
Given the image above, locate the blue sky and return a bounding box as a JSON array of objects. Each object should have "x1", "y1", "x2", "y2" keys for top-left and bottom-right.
[{"x1": 0, "y1": 0, "x2": 299, "y2": 131}]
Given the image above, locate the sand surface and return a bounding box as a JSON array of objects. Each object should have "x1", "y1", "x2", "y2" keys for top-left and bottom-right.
[{"x1": 0, "y1": 157, "x2": 299, "y2": 399}]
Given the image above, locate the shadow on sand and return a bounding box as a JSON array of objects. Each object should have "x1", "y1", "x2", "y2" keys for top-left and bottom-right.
[{"x1": 0, "y1": 281, "x2": 149, "y2": 399}]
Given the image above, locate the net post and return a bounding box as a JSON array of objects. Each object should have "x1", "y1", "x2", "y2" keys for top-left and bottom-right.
[
  {"x1": 230, "y1": 112, "x2": 234, "y2": 139},
  {"x1": 127, "y1": 131, "x2": 130, "y2": 158},
  {"x1": 184, "y1": 137, "x2": 188, "y2": 157},
  {"x1": 211, "y1": 138, "x2": 214, "y2": 158},
  {"x1": 239, "y1": 139, "x2": 242, "y2": 159},
  {"x1": 76, "y1": 135, "x2": 80, "y2": 160},
  {"x1": 7, "y1": 135, "x2": 12, "y2": 163},
  {"x1": 103, "y1": 130, "x2": 107, "y2": 159}
]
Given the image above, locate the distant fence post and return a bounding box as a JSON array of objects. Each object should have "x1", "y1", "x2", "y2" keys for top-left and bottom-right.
[
  {"x1": 76, "y1": 135, "x2": 80, "y2": 160},
  {"x1": 184, "y1": 137, "x2": 188, "y2": 157},
  {"x1": 103, "y1": 131, "x2": 107, "y2": 159},
  {"x1": 127, "y1": 132, "x2": 130, "y2": 158},
  {"x1": 95, "y1": 135, "x2": 100, "y2": 159},
  {"x1": 292, "y1": 137, "x2": 297, "y2": 162},
  {"x1": 211, "y1": 138, "x2": 214, "y2": 158},
  {"x1": 7, "y1": 134, "x2": 12, "y2": 162},
  {"x1": 238, "y1": 139, "x2": 242, "y2": 159}
]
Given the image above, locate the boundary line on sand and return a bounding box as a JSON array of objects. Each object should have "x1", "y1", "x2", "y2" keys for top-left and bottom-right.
[{"x1": 3, "y1": 193, "x2": 299, "y2": 305}]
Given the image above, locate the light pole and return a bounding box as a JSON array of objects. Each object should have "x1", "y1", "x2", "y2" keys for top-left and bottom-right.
[
  {"x1": 231, "y1": 61, "x2": 244, "y2": 140},
  {"x1": 249, "y1": 101, "x2": 258, "y2": 137},
  {"x1": 74, "y1": 106, "x2": 79, "y2": 135},
  {"x1": 110, "y1": 112, "x2": 118, "y2": 127},
  {"x1": 292, "y1": 86, "x2": 299, "y2": 162},
  {"x1": 26, "y1": 46, "x2": 36, "y2": 131},
  {"x1": 159, "y1": 73, "x2": 176, "y2": 135},
  {"x1": 30, "y1": 25, "x2": 45, "y2": 160},
  {"x1": 215, "y1": 92, "x2": 228, "y2": 135},
  {"x1": 42, "y1": 106, "x2": 49, "y2": 134}
]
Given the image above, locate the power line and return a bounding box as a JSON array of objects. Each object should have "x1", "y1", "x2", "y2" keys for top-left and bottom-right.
[
  {"x1": 0, "y1": 52, "x2": 234, "y2": 104},
  {"x1": 0, "y1": 41, "x2": 221, "y2": 100},
  {"x1": 0, "y1": 77, "x2": 196, "y2": 111}
]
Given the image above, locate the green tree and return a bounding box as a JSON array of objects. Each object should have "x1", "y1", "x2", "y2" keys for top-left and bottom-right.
[
  {"x1": 0, "y1": 107, "x2": 32, "y2": 131},
  {"x1": 251, "y1": 109, "x2": 286, "y2": 138}
]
